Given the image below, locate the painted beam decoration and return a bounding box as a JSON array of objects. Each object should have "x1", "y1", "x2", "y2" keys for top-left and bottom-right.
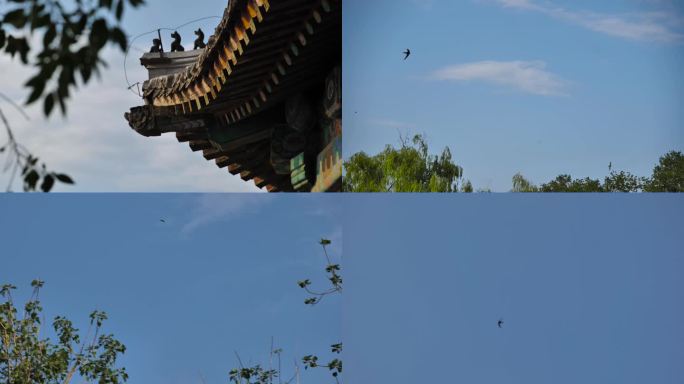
[{"x1": 124, "y1": 0, "x2": 341, "y2": 192}]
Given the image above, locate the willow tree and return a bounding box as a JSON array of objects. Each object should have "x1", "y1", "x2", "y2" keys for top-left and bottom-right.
[{"x1": 343, "y1": 134, "x2": 470, "y2": 192}]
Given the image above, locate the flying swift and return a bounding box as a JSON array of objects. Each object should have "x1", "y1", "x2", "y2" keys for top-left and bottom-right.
[{"x1": 403, "y1": 48, "x2": 411, "y2": 60}]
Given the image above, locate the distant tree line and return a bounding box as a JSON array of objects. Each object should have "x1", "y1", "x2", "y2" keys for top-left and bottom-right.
[
  {"x1": 512, "y1": 150, "x2": 682, "y2": 192},
  {"x1": 344, "y1": 135, "x2": 684, "y2": 193}
]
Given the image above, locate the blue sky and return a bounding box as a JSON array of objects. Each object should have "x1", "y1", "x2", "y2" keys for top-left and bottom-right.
[
  {"x1": 0, "y1": 194, "x2": 341, "y2": 383},
  {"x1": 343, "y1": 0, "x2": 684, "y2": 191},
  {"x1": 343, "y1": 195, "x2": 684, "y2": 383}
]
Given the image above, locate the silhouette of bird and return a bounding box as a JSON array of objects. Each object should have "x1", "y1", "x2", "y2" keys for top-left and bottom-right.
[
  {"x1": 608, "y1": 162, "x2": 612, "y2": 172},
  {"x1": 160, "y1": 219, "x2": 166, "y2": 223},
  {"x1": 498, "y1": 319, "x2": 504, "y2": 328},
  {"x1": 403, "y1": 48, "x2": 411, "y2": 60}
]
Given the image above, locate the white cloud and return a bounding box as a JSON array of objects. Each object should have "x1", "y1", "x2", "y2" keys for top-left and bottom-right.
[
  {"x1": 181, "y1": 193, "x2": 274, "y2": 234},
  {"x1": 431, "y1": 60, "x2": 569, "y2": 96},
  {"x1": 497, "y1": 0, "x2": 537, "y2": 9},
  {"x1": 493, "y1": 0, "x2": 684, "y2": 43},
  {"x1": 0, "y1": 47, "x2": 262, "y2": 192}
]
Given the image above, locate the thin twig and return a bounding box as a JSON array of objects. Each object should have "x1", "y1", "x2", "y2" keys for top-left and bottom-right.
[
  {"x1": 0, "y1": 106, "x2": 21, "y2": 191},
  {"x1": 0, "y1": 93, "x2": 30, "y2": 121},
  {"x1": 269, "y1": 337, "x2": 274, "y2": 384},
  {"x1": 234, "y1": 350, "x2": 246, "y2": 370}
]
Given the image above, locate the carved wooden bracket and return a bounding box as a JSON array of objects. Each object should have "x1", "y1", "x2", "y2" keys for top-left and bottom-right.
[{"x1": 124, "y1": 105, "x2": 210, "y2": 137}]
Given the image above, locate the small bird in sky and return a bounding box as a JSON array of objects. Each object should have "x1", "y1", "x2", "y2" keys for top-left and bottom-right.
[
  {"x1": 403, "y1": 48, "x2": 411, "y2": 60},
  {"x1": 498, "y1": 318, "x2": 504, "y2": 328},
  {"x1": 159, "y1": 219, "x2": 166, "y2": 223},
  {"x1": 608, "y1": 162, "x2": 612, "y2": 172}
]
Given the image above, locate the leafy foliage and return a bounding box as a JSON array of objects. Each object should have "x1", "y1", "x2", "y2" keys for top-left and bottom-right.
[
  {"x1": 512, "y1": 152, "x2": 683, "y2": 193},
  {"x1": 347, "y1": 138, "x2": 683, "y2": 193},
  {"x1": 343, "y1": 134, "x2": 470, "y2": 192},
  {"x1": 1, "y1": 0, "x2": 144, "y2": 191},
  {"x1": 229, "y1": 365, "x2": 278, "y2": 384},
  {"x1": 603, "y1": 170, "x2": 645, "y2": 192},
  {"x1": 0, "y1": 105, "x2": 74, "y2": 191},
  {"x1": 230, "y1": 239, "x2": 343, "y2": 384},
  {"x1": 296, "y1": 239, "x2": 342, "y2": 383},
  {"x1": 302, "y1": 346, "x2": 342, "y2": 380},
  {"x1": 0, "y1": 280, "x2": 127, "y2": 383},
  {"x1": 297, "y1": 238, "x2": 342, "y2": 306},
  {"x1": 511, "y1": 173, "x2": 539, "y2": 192},
  {"x1": 539, "y1": 175, "x2": 603, "y2": 192},
  {"x1": 0, "y1": 0, "x2": 145, "y2": 116},
  {"x1": 228, "y1": 345, "x2": 299, "y2": 384},
  {"x1": 643, "y1": 151, "x2": 684, "y2": 192}
]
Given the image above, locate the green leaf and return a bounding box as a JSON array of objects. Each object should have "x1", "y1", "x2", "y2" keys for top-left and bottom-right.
[
  {"x1": 57, "y1": 93, "x2": 67, "y2": 115},
  {"x1": 33, "y1": 13, "x2": 52, "y2": 30},
  {"x1": 5, "y1": 35, "x2": 30, "y2": 63},
  {"x1": 115, "y1": 0, "x2": 125, "y2": 20},
  {"x1": 24, "y1": 169, "x2": 39, "y2": 191},
  {"x1": 25, "y1": 76, "x2": 46, "y2": 105},
  {"x1": 58, "y1": 67, "x2": 75, "y2": 96},
  {"x1": 41, "y1": 174, "x2": 55, "y2": 192},
  {"x1": 0, "y1": 284, "x2": 17, "y2": 296},
  {"x1": 89, "y1": 18, "x2": 109, "y2": 50},
  {"x1": 3, "y1": 9, "x2": 27, "y2": 28},
  {"x1": 80, "y1": 63, "x2": 93, "y2": 83},
  {"x1": 43, "y1": 93, "x2": 55, "y2": 116},
  {"x1": 43, "y1": 24, "x2": 57, "y2": 47},
  {"x1": 55, "y1": 173, "x2": 75, "y2": 184},
  {"x1": 109, "y1": 27, "x2": 127, "y2": 51},
  {"x1": 74, "y1": 13, "x2": 88, "y2": 36}
]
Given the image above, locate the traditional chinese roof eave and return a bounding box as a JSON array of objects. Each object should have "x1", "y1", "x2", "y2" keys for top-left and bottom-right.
[
  {"x1": 141, "y1": 0, "x2": 340, "y2": 124},
  {"x1": 125, "y1": 0, "x2": 341, "y2": 192}
]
